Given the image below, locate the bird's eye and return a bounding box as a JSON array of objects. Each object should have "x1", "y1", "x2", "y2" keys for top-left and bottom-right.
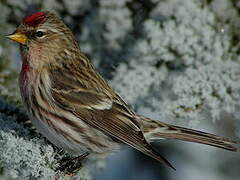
[{"x1": 35, "y1": 31, "x2": 44, "y2": 38}]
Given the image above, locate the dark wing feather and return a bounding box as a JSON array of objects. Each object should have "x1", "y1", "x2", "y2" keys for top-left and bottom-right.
[{"x1": 49, "y1": 56, "x2": 175, "y2": 169}]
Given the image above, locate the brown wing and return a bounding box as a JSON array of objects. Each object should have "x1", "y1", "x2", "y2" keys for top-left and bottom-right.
[{"x1": 49, "y1": 55, "x2": 175, "y2": 169}]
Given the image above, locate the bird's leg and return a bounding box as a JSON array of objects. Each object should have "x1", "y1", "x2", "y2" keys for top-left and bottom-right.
[{"x1": 57, "y1": 152, "x2": 89, "y2": 175}]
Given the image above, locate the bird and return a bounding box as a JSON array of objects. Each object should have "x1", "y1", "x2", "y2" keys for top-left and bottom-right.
[{"x1": 6, "y1": 11, "x2": 238, "y2": 173}]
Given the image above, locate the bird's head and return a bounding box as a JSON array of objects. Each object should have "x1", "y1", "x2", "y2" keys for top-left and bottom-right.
[{"x1": 6, "y1": 11, "x2": 79, "y2": 69}]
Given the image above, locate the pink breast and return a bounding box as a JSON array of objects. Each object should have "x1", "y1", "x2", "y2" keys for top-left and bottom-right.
[{"x1": 19, "y1": 47, "x2": 32, "y2": 97}]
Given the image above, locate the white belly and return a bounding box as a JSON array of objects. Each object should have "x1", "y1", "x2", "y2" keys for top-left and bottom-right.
[{"x1": 29, "y1": 113, "x2": 89, "y2": 155}]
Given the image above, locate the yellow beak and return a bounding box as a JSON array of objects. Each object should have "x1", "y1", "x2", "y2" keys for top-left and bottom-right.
[{"x1": 6, "y1": 32, "x2": 28, "y2": 44}]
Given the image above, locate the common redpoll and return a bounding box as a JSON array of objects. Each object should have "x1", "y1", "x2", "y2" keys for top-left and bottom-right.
[{"x1": 6, "y1": 11, "x2": 238, "y2": 172}]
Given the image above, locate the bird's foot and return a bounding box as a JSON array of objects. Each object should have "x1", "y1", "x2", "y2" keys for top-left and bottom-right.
[{"x1": 57, "y1": 153, "x2": 89, "y2": 176}]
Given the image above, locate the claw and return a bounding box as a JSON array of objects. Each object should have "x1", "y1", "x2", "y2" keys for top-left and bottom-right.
[{"x1": 57, "y1": 153, "x2": 89, "y2": 175}]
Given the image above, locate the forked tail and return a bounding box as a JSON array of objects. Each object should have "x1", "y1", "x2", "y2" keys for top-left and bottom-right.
[{"x1": 141, "y1": 117, "x2": 239, "y2": 151}]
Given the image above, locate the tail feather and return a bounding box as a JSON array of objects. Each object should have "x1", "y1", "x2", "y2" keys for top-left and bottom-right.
[{"x1": 142, "y1": 117, "x2": 239, "y2": 152}]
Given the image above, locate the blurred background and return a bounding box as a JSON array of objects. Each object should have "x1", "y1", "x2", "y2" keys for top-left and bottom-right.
[{"x1": 0, "y1": 0, "x2": 240, "y2": 179}]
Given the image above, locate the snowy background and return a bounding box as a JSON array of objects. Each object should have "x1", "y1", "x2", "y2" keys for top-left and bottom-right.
[{"x1": 0, "y1": 0, "x2": 240, "y2": 179}]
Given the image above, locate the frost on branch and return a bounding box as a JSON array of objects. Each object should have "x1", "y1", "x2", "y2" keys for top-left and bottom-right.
[
  {"x1": 0, "y1": 98, "x2": 54, "y2": 179},
  {"x1": 111, "y1": 0, "x2": 240, "y2": 126},
  {"x1": 99, "y1": 0, "x2": 133, "y2": 50},
  {"x1": 0, "y1": 99, "x2": 92, "y2": 179}
]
